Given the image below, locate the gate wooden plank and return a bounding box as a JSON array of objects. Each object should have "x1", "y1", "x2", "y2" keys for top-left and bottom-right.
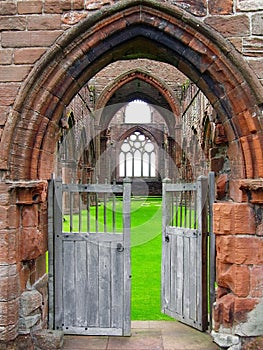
[
  {"x1": 183, "y1": 235, "x2": 190, "y2": 321},
  {"x1": 52, "y1": 181, "x2": 131, "y2": 336},
  {"x1": 75, "y1": 241, "x2": 87, "y2": 327},
  {"x1": 63, "y1": 241, "x2": 76, "y2": 328},
  {"x1": 170, "y1": 234, "x2": 176, "y2": 313},
  {"x1": 161, "y1": 177, "x2": 209, "y2": 331},
  {"x1": 189, "y1": 235, "x2": 197, "y2": 322},
  {"x1": 111, "y1": 240, "x2": 124, "y2": 329},
  {"x1": 87, "y1": 241, "x2": 99, "y2": 327},
  {"x1": 99, "y1": 242, "x2": 111, "y2": 328},
  {"x1": 176, "y1": 234, "x2": 183, "y2": 316}
]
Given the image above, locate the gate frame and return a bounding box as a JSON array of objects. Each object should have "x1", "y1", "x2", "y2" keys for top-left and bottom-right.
[
  {"x1": 48, "y1": 177, "x2": 131, "y2": 336},
  {"x1": 161, "y1": 174, "x2": 215, "y2": 331}
]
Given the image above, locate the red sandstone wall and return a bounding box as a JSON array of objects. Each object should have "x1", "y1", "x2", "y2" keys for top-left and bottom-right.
[{"x1": 0, "y1": 0, "x2": 263, "y2": 347}]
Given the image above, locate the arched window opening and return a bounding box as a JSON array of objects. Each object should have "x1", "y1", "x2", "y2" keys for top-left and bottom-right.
[
  {"x1": 124, "y1": 100, "x2": 151, "y2": 123},
  {"x1": 119, "y1": 130, "x2": 156, "y2": 178}
]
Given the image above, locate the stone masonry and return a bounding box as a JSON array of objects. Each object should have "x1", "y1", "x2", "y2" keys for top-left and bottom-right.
[{"x1": 0, "y1": 0, "x2": 263, "y2": 349}]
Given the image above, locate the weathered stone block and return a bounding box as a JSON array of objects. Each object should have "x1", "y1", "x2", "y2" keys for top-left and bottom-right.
[
  {"x1": 32, "y1": 329, "x2": 64, "y2": 350},
  {"x1": 237, "y1": 0, "x2": 263, "y2": 11},
  {"x1": 14, "y1": 48, "x2": 46, "y2": 64},
  {"x1": 0, "y1": 324, "x2": 18, "y2": 342},
  {"x1": 19, "y1": 227, "x2": 46, "y2": 261},
  {"x1": 250, "y1": 266, "x2": 263, "y2": 297},
  {"x1": 0, "y1": 274, "x2": 20, "y2": 302},
  {"x1": 216, "y1": 236, "x2": 263, "y2": 265},
  {"x1": 204, "y1": 15, "x2": 250, "y2": 37},
  {"x1": 19, "y1": 290, "x2": 42, "y2": 317},
  {"x1": 213, "y1": 202, "x2": 256, "y2": 235},
  {"x1": 0, "y1": 205, "x2": 18, "y2": 229},
  {"x1": 21, "y1": 205, "x2": 38, "y2": 228},
  {"x1": 229, "y1": 180, "x2": 247, "y2": 203},
  {"x1": 0, "y1": 230, "x2": 18, "y2": 264},
  {"x1": 252, "y1": 14, "x2": 263, "y2": 35},
  {"x1": 217, "y1": 262, "x2": 250, "y2": 297},
  {"x1": 208, "y1": 0, "x2": 233, "y2": 14},
  {"x1": 243, "y1": 38, "x2": 263, "y2": 57},
  {"x1": 212, "y1": 331, "x2": 240, "y2": 348},
  {"x1": 17, "y1": 1, "x2": 42, "y2": 14},
  {"x1": 0, "y1": 16, "x2": 27, "y2": 31},
  {"x1": 0, "y1": 299, "x2": 19, "y2": 326},
  {"x1": 18, "y1": 314, "x2": 41, "y2": 335}
]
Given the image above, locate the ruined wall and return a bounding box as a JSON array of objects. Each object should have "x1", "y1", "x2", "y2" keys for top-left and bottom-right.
[{"x1": 0, "y1": 1, "x2": 263, "y2": 348}]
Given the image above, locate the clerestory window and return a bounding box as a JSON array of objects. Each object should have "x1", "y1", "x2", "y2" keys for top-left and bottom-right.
[{"x1": 119, "y1": 130, "x2": 156, "y2": 178}]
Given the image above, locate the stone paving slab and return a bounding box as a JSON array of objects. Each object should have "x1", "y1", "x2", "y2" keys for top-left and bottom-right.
[{"x1": 62, "y1": 321, "x2": 219, "y2": 350}]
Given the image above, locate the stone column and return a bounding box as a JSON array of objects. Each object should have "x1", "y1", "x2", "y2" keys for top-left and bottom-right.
[
  {"x1": 212, "y1": 179, "x2": 263, "y2": 349},
  {"x1": 0, "y1": 182, "x2": 20, "y2": 343},
  {"x1": 0, "y1": 180, "x2": 49, "y2": 347}
]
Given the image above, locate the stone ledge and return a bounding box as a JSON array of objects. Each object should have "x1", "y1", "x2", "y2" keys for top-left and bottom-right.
[
  {"x1": 240, "y1": 179, "x2": 263, "y2": 204},
  {"x1": 32, "y1": 329, "x2": 64, "y2": 350}
]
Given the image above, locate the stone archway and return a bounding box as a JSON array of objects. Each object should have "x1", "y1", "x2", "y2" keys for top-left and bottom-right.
[
  {"x1": 1, "y1": 0, "x2": 262, "y2": 180},
  {"x1": 0, "y1": 0, "x2": 263, "y2": 347}
]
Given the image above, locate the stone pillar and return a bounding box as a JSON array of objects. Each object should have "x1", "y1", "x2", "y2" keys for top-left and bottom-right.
[
  {"x1": 0, "y1": 180, "x2": 49, "y2": 347},
  {"x1": 212, "y1": 179, "x2": 263, "y2": 349},
  {"x1": 0, "y1": 182, "x2": 20, "y2": 343}
]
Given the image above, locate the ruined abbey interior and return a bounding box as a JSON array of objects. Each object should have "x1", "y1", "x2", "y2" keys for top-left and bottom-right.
[{"x1": 0, "y1": 0, "x2": 263, "y2": 349}]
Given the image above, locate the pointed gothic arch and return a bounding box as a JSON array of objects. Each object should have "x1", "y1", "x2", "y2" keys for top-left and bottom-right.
[
  {"x1": 95, "y1": 68, "x2": 181, "y2": 134},
  {"x1": 0, "y1": 0, "x2": 262, "y2": 180}
]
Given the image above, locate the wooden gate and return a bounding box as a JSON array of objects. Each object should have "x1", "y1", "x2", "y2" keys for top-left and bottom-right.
[
  {"x1": 161, "y1": 175, "x2": 213, "y2": 331},
  {"x1": 48, "y1": 178, "x2": 131, "y2": 336}
]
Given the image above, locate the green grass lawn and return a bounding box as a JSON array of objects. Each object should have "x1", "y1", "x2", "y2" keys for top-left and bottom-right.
[
  {"x1": 129, "y1": 197, "x2": 172, "y2": 320},
  {"x1": 62, "y1": 196, "x2": 173, "y2": 320}
]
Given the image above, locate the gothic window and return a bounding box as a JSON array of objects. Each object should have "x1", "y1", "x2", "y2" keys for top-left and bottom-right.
[{"x1": 119, "y1": 131, "x2": 156, "y2": 178}]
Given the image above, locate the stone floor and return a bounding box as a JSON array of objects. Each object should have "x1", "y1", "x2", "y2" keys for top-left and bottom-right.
[{"x1": 62, "y1": 321, "x2": 219, "y2": 350}]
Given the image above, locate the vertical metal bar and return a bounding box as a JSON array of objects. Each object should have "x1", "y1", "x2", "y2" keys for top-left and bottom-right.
[
  {"x1": 87, "y1": 191, "x2": 90, "y2": 233},
  {"x1": 70, "y1": 190, "x2": 73, "y2": 233},
  {"x1": 112, "y1": 193, "x2": 116, "y2": 234},
  {"x1": 194, "y1": 190, "x2": 197, "y2": 229},
  {"x1": 96, "y1": 192, "x2": 99, "y2": 233},
  {"x1": 104, "y1": 180, "x2": 107, "y2": 233},
  {"x1": 171, "y1": 192, "x2": 174, "y2": 226},
  {"x1": 209, "y1": 172, "x2": 215, "y2": 331},
  {"x1": 79, "y1": 191, "x2": 82, "y2": 233},
  {"x1": 175, "y1": 191, "x2": 178, "y2": 227},
  {"x1": 189, "y1": 191, "x2": 192, "y2": 229},
  {"x1": 123, "y1": 178, "x2": 131, "y2": 336},
  {"x1": 180, "y1": 191, "x2": 183, "y2": 228},
  {"x1": 184, "y1": 190, "x2": 187, "y2": 228}
]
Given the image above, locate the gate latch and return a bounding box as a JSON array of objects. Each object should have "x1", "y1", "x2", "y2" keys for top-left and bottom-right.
[
  {"x1": 165, "y1": 235, "x2": 170, "y2": 243},
  {"x1": 117, "y1": 243, "x2": 124, "y2": 252}
]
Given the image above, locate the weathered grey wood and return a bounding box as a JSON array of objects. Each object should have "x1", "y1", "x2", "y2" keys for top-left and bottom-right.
[
  {"x1": 48, "y1": 177, "x2": 54, "y2": 329},
  {"x1": 111, "y1": 241, "x2": 124, "y2": 328},
  {"x1": 52, "y1": 180, "x2": 131, "y2": 336},
  {"x1": 165, "y1": 183, "x2": 197, "y2": 192},
  {"x1": 189, "y1": 235, "x2": 197, "y2": 322},
  {"x1": 75, "y1": 241, "x2": 87, "y2": 326},
  {"x1": 62, "y1": 326, "x2": 123, "y2": 336},
  {"x1": 197, "y1": 176, "x2": 208, "y2": 331},
  {"x1": 209, "y1": 172, "x2": 216, "y2": 331},
  {"x1": 123, "y1": 178, "x2": 131, "y2": 336},
  {"x1": 87, "y1": 241, "x2": 99, "y2": 327},
  {"x1": 54, "y1": 178, "x2": 63, "y2": 330},
  {"x1": 63, "y1": 241, "x2": 75, "y2": 328},
  {"x1": 62, "y1": 183, "x2": 123, "y2": 193},
  {"x1": 161, "y1": 177, "x2": 209, "y2": 332}
]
